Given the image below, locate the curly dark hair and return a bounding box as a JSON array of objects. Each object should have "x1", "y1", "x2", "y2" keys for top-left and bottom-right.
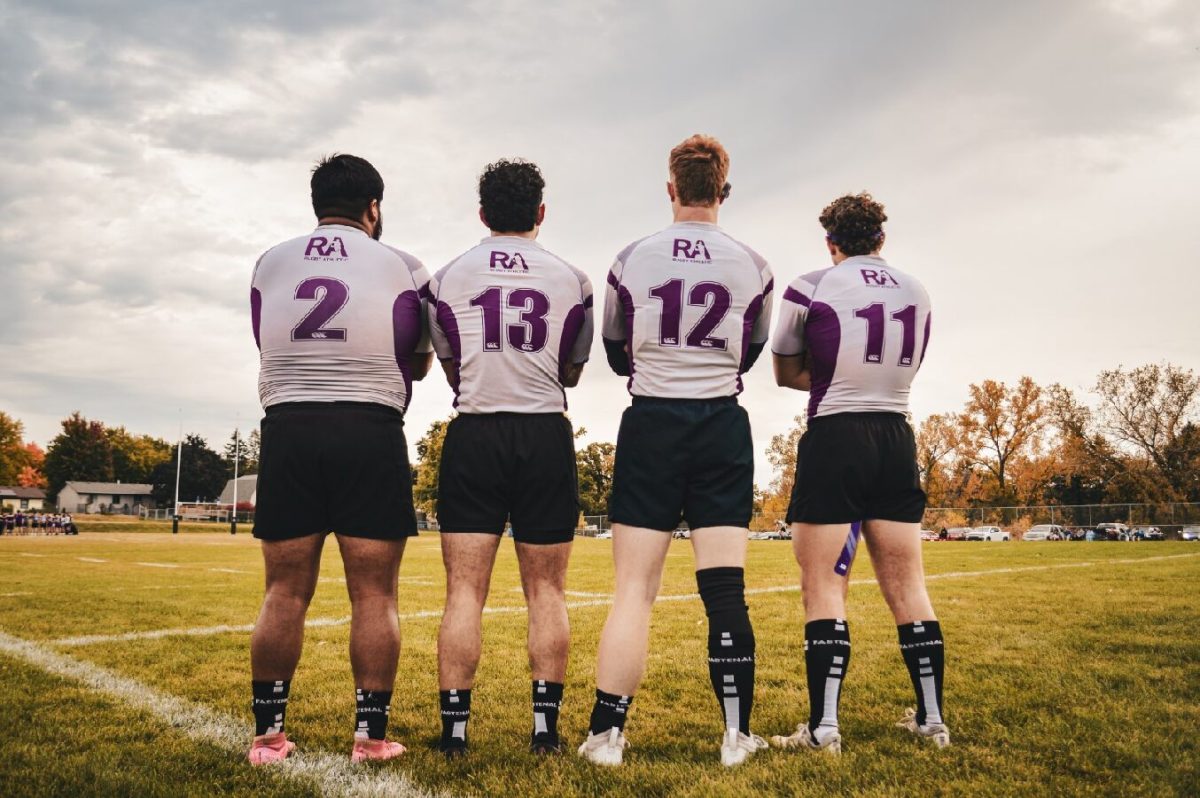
[
  {"x1": 478, "y1": 159, "x2": 544, "y2": 233},
  {"x1": 819, "y1": 192, "x2": 887, "y2": 256},
  {"x1": 310, "y1": 153, "x2": 384, "y2": 220}
]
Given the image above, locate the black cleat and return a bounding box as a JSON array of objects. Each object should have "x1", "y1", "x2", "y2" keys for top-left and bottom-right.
[
  {"x1": 531, "y1": 735, "x2": 562, "y2": 755},
  {"x1": 440, "y1": 744, "x2": 468, "y2": 760}
]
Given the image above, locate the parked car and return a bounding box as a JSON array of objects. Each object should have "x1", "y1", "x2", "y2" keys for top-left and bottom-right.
[
  {"x1": 920, "y1": 529, "x2": 938, "y2": 542},
  {"x1": 1023, "y1": 524, "x2": 1066, "y2": 541},
  {"x1": 1131, "y1": 526, "x2": 1164, "y2": 541},
  {"x1": 767, "y1": 528, "x2": 792, "y2": 540},
  {"x1": 1181, "y1": 526, "x2": 1200, "y2": 542},
  {"x1": 1094, "y1": 522, "x2": 1130, "y2": 541},
  {"x1": 945, "y1": 526, "x2": 972, "y2": 541},
  {"x1": 672, "y1": 528, "x2": 691, "y2": 540},
  {"x1": 748, "y1": 531, "x2": 772, "y2": 541},
  {"x1": 595, "y1": 531, "x2": 612, "y2": 540},
  {"x1": 966, "y1": 526, "x2": 1010, "y2": 541}
]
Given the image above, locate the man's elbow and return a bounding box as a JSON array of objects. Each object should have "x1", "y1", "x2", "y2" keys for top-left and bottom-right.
[
  {"x1": 410, "y1": 353, "x2": 433, "y2": 381},
  {"x1": 562, "y1": 362, "x2": 586, "y2": 388}
]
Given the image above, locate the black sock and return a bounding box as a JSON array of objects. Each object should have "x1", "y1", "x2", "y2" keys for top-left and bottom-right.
[
  {"x1": 355, "y1": 688, "x2": 392, "y2": 740},
  {"x1": 251, "y1": 680, "x2": 290, "y2": 736},
  {"x1": 805, "y1": 619, "x2": 851, "y2": 737},
  {"x1": 898, "y1": 620, "x2": 945, "y2": 726},
  {"x1": 439, "y1": 689, "x2": 472, "y2": 750},
  {"x1": 588, "y1": 689, "x2": 632, "y2": 735},
  {"x1": 532, "y1": 680, "x2": 564, "y2": 743},
  {"x1": 697, "y1": 567, "x2": 755, "y2": 734}
]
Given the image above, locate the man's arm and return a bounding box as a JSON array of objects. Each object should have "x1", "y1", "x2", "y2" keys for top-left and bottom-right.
[
  {"x1": 773, "y1": 352, "x2": 811, "y2": 391},
  {"x1": 410, "y1": 351, "x2": 433, "y2": 381},
  {"x1": 562, "y1": 362, "x2": 586, "y2": 387},
  {"x1": 603, "y1": 338, "x2": 631, "y2": 377},
  {"x1": 439, "y1": 358, "x2": 459, "y2": 391}
]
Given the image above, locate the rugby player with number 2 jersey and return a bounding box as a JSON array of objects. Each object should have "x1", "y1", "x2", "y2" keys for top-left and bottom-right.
[
  {"x1": 428, "y1": 160, "x2": 593, "y2": 758},
  {"x1": 247, "y1": 154, "x2": 433, "y2": 765},
  {"x1": 578, "y1": 135, "x2": 774, "y2": 768},
  {"x1": 768, "y1": 193, "x2": 950, "y2": 754}
]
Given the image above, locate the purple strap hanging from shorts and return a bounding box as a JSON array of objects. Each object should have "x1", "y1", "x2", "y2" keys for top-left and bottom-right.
[{"x1": 834, "y1": 521, "x2": 862, "y2": 576}]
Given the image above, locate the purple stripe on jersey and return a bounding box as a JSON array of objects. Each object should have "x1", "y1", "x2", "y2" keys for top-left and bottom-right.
[
  {"x1": 617, "y1": 284, "x2": 637, "y2": 393},
  {"x1": 805, "y1": 301, "x2": 841, "y2": 419},
  {"x1": 392, "y1": 290, "x2": 422, "y2": 411},
  {"x1": 435, "y1": 299, "x2": 464, "y2": 408},
  {"x1": 418, "y1": 283, "x2": 433, "y2": 301},
  {"x1": 583, "y1": 294, "x2": 594, "y2": 309},
  {"x1": 735, "y1": 292, "x2": 766, "y2": 394},
  {"x1": 250, "y1": 288, "x2": 263, "y2": 351},
  {"x1": 763, "y1": 277, "x2": 774, "y2": 295},
  {"x1": 558, "y1": 303, "x2": 586, "y2": 387},
  {"x1": 783, "y1": 286, "x2": 811, "y2": 307},
  {"x1": 606, "y1": 270, "x2": 619, "y2": 289},
  {"x1": 919, "y1": 311, "x2": 932, "y2": 365}
]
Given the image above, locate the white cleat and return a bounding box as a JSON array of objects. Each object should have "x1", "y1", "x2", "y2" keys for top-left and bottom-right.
[
  {"x1": 769, "y1": 723, "x2": 841, "y2": 754},
  {"x1": 720, "y1": 728, "x2": 769, "y2": 767},
  {"x1": 895, "y1": 708, "x2": 951, "y2": 748},
  {"x1": 577, "y1": 727, "x2": 627, "y2": 766}
]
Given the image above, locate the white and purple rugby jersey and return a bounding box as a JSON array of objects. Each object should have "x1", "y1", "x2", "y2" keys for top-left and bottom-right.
[
  {"x1": 602, "y1": 222, "x2": 774, "y2": 398},
  {"x1": 251, "y1": 224, "x2": 433, "y2": 413},
  {"x1": 428, "y1": 236, "x2": 593, "y2": 414},
  {"x1": 772, "y1": 255, "x2": 932, "y2": 420}
]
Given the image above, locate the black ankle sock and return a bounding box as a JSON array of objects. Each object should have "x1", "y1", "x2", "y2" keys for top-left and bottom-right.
[
  {"x1": 532, "y1": 680, "x2": 564, "y2": 742},
  {"x1": 697, "y1": 567, "x2": 755, "y2": 734},
  {"x1": 898, "y1": 620, "x2": 945, "y2": 726},
  {"x1": 251, "y1": 680, "x2": 290, "y2": 736},
  {"x1": 439, "y1": 689, "x2": 472, "y2": 750},
  {"x1": 805, "y1": 619, "x2": 851, "y2": 735},
  {"x1": 354, "y1": 688, "x2": 392, "y2": 740},
  {"x1": 588, "y1": 689, "x2": 632, "y2": 735}
]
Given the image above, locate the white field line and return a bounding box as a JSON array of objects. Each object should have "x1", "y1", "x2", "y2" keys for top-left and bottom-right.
[
  {"x1": 210, "y1": 568, "x2": 252, "y2": 574},
  {"x1": 49, "y1": 552, "x2": 1199, "y2": 649},
  {"x1": 135, "y1": 562, "x2": 180, "y2": 569},
  {"x1": 1, "y1": 592, "x2": 33, "y2": 597},
  {"x1": 18, "y1": 553, "x2": 46, "y2": 557},
  {"x1": 0, "y1": 630, "x2": 446, "y2": 798},
  {"x1": 77, "y1": 557, "x2": 108, "y2": 563}
]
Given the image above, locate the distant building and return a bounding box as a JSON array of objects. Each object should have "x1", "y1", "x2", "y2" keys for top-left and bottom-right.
[
  {"x1": 0, "y1": 486, "x2": 47, "y2": 512},
  {"x1": 56, "y1": 482, "x2": 155, "y2": 515},
  {"x1": 219, "y1": 474, "x2": 258, "y2": 507}
]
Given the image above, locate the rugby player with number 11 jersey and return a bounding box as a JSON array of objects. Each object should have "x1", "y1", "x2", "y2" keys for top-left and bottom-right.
[
  {"x1": 768, "y1": 192, "x2": 950, "y2": 754},
  {"x1": 429, "y1": 160, "x2": 593, "y2": 757},
  {"x1": 247, "y1": 154, "x2": 433, "y2": 765}
]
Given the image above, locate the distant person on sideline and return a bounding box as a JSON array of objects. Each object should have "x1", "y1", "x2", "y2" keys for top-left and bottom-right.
[{"x1": 246, "y1": 154, "x2": 433, "y2": 765}]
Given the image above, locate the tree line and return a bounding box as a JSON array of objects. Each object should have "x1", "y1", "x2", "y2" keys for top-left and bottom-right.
[{"x1": 0, "y1": 411, "x2": 259, "y2": 506}]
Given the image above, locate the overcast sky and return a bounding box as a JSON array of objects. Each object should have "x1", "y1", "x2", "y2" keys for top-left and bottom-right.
[{"x1": 2, "y1": 0, "x2": 1198, "y2": 484}]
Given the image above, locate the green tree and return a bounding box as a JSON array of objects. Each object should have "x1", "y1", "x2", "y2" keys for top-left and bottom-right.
[
  {"x1": 107, "y1": 427, "x2": 173, "y2": 484},
  {"x1": 0, "y1": 411, "x2": 30, "y2": 485},
  {"x1": 413, "y1": 418, "x2": 451, "y2": 515},
  {"x1": 224, "y1": 428, "x2": 260, "y2": 477},
  {"x1": 43, "y1": 412, "x2": 114, "y2": 499},
  {"x1": 149, "y1": 435, "x2": 228, "y2": 505},
  {"x1": 576, "y1": 441, "x2": 615, "y2": 517}
]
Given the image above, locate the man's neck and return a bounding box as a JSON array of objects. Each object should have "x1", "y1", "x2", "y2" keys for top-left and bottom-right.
[
  {"x1": 673, "y1": 204, "x2": 719, "y2": 224},
  {"x1": 318, "y1": 216, "x2": 369, "y2": 235},
  {"x1": 489, "y1": 229, "x2": 538, "y2": 240}
]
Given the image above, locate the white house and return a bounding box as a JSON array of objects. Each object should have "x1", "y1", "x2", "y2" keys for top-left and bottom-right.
[
  {"x1": 219, "y1": 474, "x2": 258, "y2": 507},
  {"x1": 0, "y1": 486, "x2": 47, "y2": 512},
  {"x1": 57, "y1": 482, "x2": 155, "y2": 515}
]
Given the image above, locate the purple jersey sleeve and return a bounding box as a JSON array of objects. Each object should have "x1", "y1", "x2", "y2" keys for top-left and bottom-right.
[{"x1": 567, "y1": 269, "x2": 595, "y2": 364}]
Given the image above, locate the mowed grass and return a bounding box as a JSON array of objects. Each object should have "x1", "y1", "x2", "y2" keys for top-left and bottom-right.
[{"x1": 0, "y1": 526, "x2": 1197, "y2": 798}]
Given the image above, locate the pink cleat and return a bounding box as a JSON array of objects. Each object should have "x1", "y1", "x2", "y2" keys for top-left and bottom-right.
[
  {"x1": 351, "y1": 733, "x2": 407, "y2": 763},
  {"x1": 248, "y1": 732, "x2": 296, "y2": 765}
]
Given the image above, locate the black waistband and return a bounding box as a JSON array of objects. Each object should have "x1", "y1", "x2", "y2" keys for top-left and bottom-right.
[
  {"x1": 454, "y1": 411, "x2": 567, "y2": 419},
  {"x1": 631, "y1": 396, "x2": 739, "y2": 407},
  {"x1": 264, "y1": 401, "x2": 403, "y2": 419},
  {"x1": 808, "y1": 411, "x2": 908, "y2": 425}
]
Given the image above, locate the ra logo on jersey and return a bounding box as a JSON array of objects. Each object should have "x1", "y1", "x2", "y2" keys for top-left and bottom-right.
[
  {"x1": 304, "y1": 236, "x2": 348, "y2": 261},
  {"x1": 860, "y1": 268, "x2": 899, "y2": 287},
  {"x1": 490, "y1": 251, "x2": 529, "y2": 271},
  {"x1": 672, "y1": 238, "x2": 712, "y2": 263}
]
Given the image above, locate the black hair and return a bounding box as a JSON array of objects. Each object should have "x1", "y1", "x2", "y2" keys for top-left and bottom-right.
[
  {"x1": 478, "y1": 159, "x2": 544, "y2": 233},
  {"x1": 310, "y1": 154, "x2": 384, "y2": 220},
  {"x1": 819, "y1": 192, "x2": 887, "y2": 256}
]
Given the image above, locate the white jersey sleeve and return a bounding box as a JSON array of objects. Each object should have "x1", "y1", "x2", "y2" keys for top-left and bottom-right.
[
  {"x1": 772, "y1": 255, "x2": 932, "y2": 419},
  {"x1": 605, "y1": 222, "x2": 773, "y2": 398},
  {"x1": 429, "y1": 236, "x2": 592, "y2": 414},
  {"x1": 250, "y1": 224, "x2": 431, "y2": 413}
]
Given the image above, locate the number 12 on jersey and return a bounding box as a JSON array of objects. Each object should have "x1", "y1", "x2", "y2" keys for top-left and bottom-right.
[{"x1": 854, "y1": 303, "x2": 918, "y2": 367}]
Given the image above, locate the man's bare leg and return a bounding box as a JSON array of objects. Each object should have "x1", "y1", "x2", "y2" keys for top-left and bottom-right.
[
  {"x1": 336, "y1": 534, "x2": 406, "y2": 749},
  {"x1": 436, "y1": 532, "x2": 501, "y2": 753},
  {"x1": 516, "y1": 539, "x2": 572, "y2": 750},
  {"x1": 862, "y1": 520, "x2": 947, "y2": 736},
  {"x1": 249, "y1": 533, "x2": 324, "y2": 755}
]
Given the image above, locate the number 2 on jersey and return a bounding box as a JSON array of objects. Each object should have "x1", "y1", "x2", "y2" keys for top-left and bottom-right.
[
  {"x1": 648, "y1": 279, "x2": 731, "y2": 350},
  {"x1": 471, "y1": 286, "x2": 550, "y2": 353},
  {"x1": 292, "y1": 277, "x2": 349, "y2": 341},
  {"x1": 854, "y1": 302, "x2": 917, "y2": 366}
]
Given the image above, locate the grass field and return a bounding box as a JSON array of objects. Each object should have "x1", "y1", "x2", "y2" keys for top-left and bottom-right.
[{"x1": 1, "y1": 526, "x2": 1197, "y2": 797}]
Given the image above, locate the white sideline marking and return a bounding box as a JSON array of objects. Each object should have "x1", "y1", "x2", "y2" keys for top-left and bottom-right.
[
  {"x1": 48, "y1": 552, "x2": 1200, "y2": 648},
  {"x1": 136, "y1": 562, "x2": 180, "y2": 569},
  {"x1": 77, "y1": 557, "x2": 108, "y2": 563},
  {"x1": 0, "y1": 630, "x2": 445, "y2": 798},
  {"x1": 1, "y1": 592, "x2": 32, "y2": 597},
  {"x1": 18, "y1": 553, "x2": 45, "y2": 558},
  {"x1": 209, "y1": 568, "x2": 251, "y2": 574}
]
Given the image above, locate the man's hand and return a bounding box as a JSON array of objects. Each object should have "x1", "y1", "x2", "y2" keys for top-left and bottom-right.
[{"x1": 773, "y1": 351, "x2": 812, "y2": 391}]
